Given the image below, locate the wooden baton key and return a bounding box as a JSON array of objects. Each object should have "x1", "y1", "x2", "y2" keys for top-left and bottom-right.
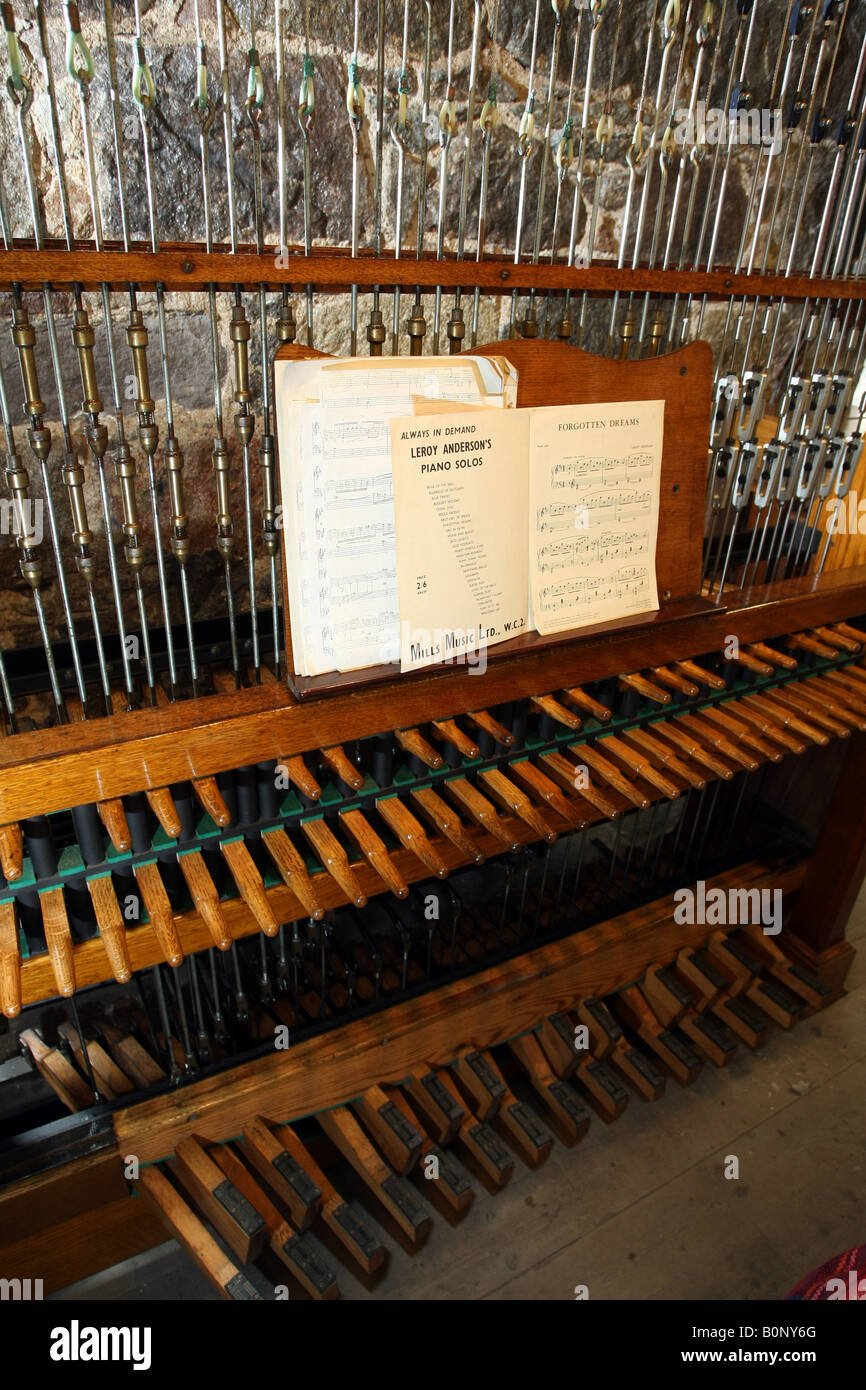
[
  {"x1": 539, "y1": 750, "x2": 621, "y2": 819},
  {"x1": 177, "y1": 850, "x2": 233, "y2": 950},
  {"x1": 0, "y1": 898, "x2": 21, "y2": 1017},
  {"x1": 744, "y1": 642, "x2": 797, "y2": 669},
  {"x1": 261, "y1": 826, "x2": 326, "y2": 919},
  {"x1": 598, "y1": 734, "x2": 681, "y2": 798},
  {"x1": 443, "y1": 777, "x2": 522, "y2": 851},
  {"x1": 374, "y1": 796, "x2": 448, "y2": 878},
  {"x1": 618, "y1": 672, "x2": 671, "y2": 704},
  {"x1": 674, "y1": 659, "x2": 726, "y2": 690},
  {"x1": 220, "y1": 838, "x2": 281, "y2": 935},
  {"x1": 144, "y1": 787, "x2": 183, "y2": 838},
  {"x1": 394, "y1": 727, "x2": 444, "y2": 769},
  {"x1": 478, "y1": 766, "x2": 558, "y2": 842},
  {"x1": 340, "y1": 807, "x2": 409, "y2": 897},
  {"x1": 0, "y1": 823, "x2": 22, "y2": 881},
  {"x1": 507, "y1": 759, "x2": 589, "y2": 828},
  {"x1": 39, "y1": 886, "x2": 76, "y2": 997},
  {"x1": 429, "y1": 718, "x2": 480, "y2": 760},
  {"x1": 650, "y1": 665, "x2": 699, "y2": 696},
  {"x1": 580, "y1": 742, "x2": 650, "y2": 808},
  {"x1": 622, "y1": 727, "x2": 706, "y2": 790},
  {"x1": 561, "y1": 686, "x2": 612, "y2": 721},
  {"x1": 530, "y1": 693, "x2": 583, "y2": 730},
  {"x1": 410, "y1": 786, "x2": 486, "y2": 865},
  {"x1": 320, "y1": 743, "x2": 365, "y2": 788},
  {"x1": 465, "y1": 708, "x2": 514, "y2": 746}
]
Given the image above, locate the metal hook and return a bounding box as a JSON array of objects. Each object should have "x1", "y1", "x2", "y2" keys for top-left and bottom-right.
[{"x1": 5, "y1": 71, "x2": 31, "y2": 113}]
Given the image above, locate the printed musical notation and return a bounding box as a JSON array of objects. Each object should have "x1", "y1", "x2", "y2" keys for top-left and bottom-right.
[
  {"x1": 537, "y1": 531, "x2": 648, "y2": 571},
  {"x1": 326, "y1": 521, "x2": 396, "y2": 558},
  {"x1": 529, "y1": 400, "x2": 664, "y2": 637},
  {"x1": 537, "y1": 490, "x2": 653, "y2": 529},
  {"x1": 551, "y1": 450, "x2": 654, "y2": 482},
  {"x1": 325, "y1": 472, "x2": 392, "y2": 506},
  {"x1": 329, "y1": 566, "x2": 396, "y2": 600},
  {"x1": 539, "y1": 566, "x2": 650, "y2": 608}
]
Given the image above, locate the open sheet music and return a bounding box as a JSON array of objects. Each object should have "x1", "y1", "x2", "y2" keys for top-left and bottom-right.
[
  {"x1": 389, "y1": 399, "x2": 665, "y2": 672},
  {"x1": 528, "y1": 400, "x2": 664, "y2": 635},
  {"x1": 274, "y1": 356, "x2": 516, "y2": 676}
]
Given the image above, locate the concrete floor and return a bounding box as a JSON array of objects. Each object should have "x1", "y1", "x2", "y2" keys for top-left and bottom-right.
[{"x1": 53, "y1": 888, "x2": 866, "y2": 1302}]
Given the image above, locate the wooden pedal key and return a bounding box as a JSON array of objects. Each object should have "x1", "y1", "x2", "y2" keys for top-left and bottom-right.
[
  {"x1": 173, "y1": 1136, "x2": 268, "y2": 1264},
  {"x1": 239, "y1": 1116, "x2": 322, "y2": 1231},
  {"x1": 741, "y1": 925, "x2": 833, "y2": 1009},
  {"x1": 507, "y1": 1031, "x2": 591, "y2": 1142},
  {"x1": 210, "y1": 1144, "x2": 338, "y2": 1300},
  {"x1": 19, "y1": 1029, "x2": 93, "y2": 1111},
  {"x1": 454, "y1": 1048, "x2": 507, "y2": 1121},
  {"x1": 352, "y1": 1083, "x2": 424, "y2": 1174},
  {"x1": 138, "y1": 1166, "x2": 262, "y2": 1301},
  {"x1": 276, "y1": 1122, "x2": 386, "y2": 1274},
  {"x1": 385, "y1": 1086, "x2": 475, "y2": 1213},
  {"x1": 405, "y1": 1063, "x2": 466, "y2": 1144},
  {"x1": 613, "y1": 986, "x2": 702, "y2": 1086},
  {"x1": 433, "y1": 1067, "x2": 515, "y2": 1187},
  {"x1": 318, "y1": 1106, "x2": 432, "y2": 1243},
  {"x1": 56, "y1": 1021, "x2": 134, "y2": 1100},
  {"x1": 457, "y1": 1049, "x2": 554, "y2": 1166}
]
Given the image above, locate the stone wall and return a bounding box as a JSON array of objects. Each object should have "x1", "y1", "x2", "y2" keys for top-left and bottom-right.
[{"x1": 0, "y1": 0, "x2": 860, "y2": 658}]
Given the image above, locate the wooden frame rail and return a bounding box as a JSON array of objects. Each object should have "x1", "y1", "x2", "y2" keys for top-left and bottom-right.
[
  {"x1": 0, "y1": 569, "x2": 864, "y2": 825},
  {"x1": 0, "y1": 245, "x2": 864, "y2": 300}
]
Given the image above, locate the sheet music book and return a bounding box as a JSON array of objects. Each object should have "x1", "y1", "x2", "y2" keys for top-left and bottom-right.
[
  {"x1": 274, "y1": 355, "x2": 517, "y2": 677},
  {"x1": 390, "y1": 399, "x2": 665, "y2": 672}
]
